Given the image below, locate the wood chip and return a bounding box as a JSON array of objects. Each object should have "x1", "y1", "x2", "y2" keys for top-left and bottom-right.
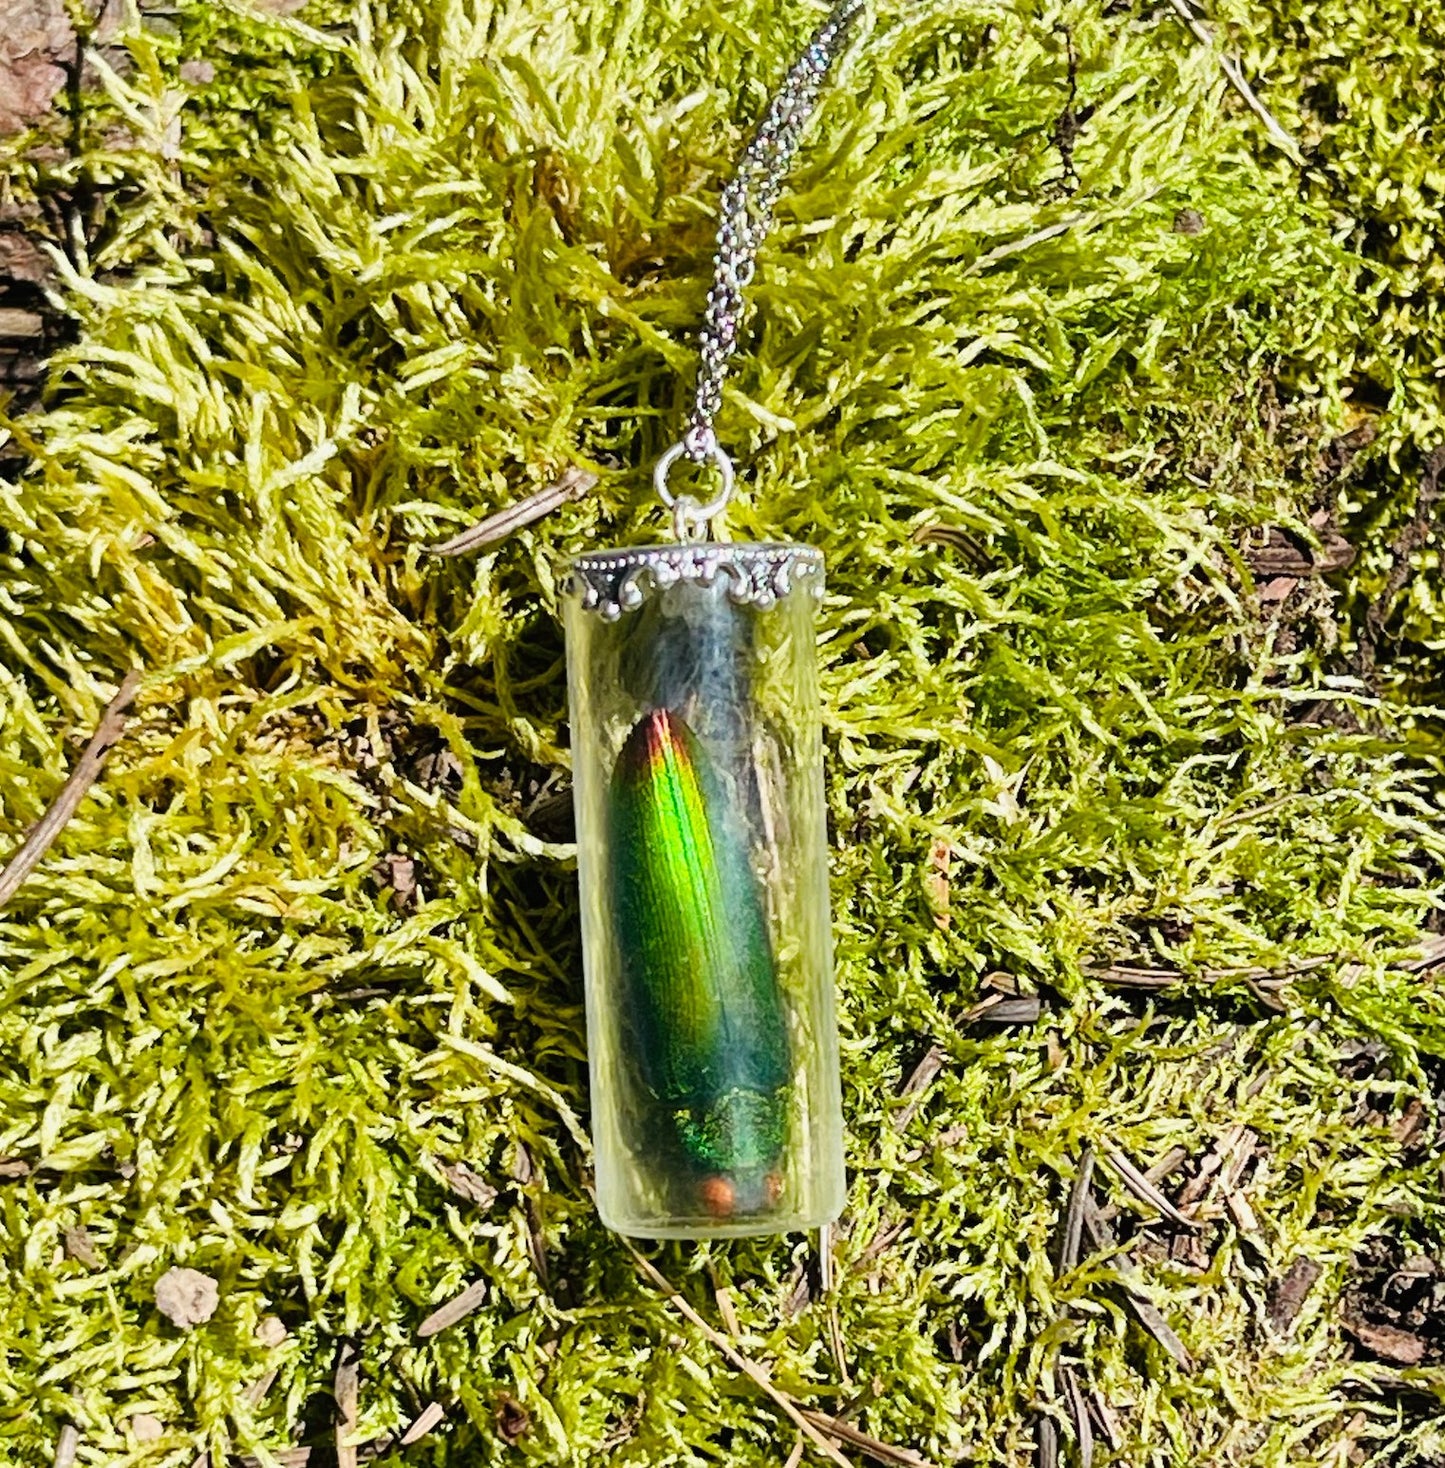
[
  {"x1": 427, "y1": 468, "x2": 599, "y2": 556},
  {"x1": 430, "y1": 1157, "x2": 499, "y2": 1210},
  {"x1": 53, "y1": 1423, "x2": 79, "y2": 1468},
  {"x1": 0, "y1": 669, "x2": 142, "y2": 909},
  {"x1": 851, "y1": 1217, "x2": 908, "y2": 1270},
  {"x1": 978, "y1": 996, "x2": 1043, "y2": 1025},
  {"x1": 418, "y1": 1279, "x2": 488, "y2": 1339},
  {"x1": 0, "y1": 1158, "x2": 30, "y2": 1179},
  {"x1": 1100, "y1": 1145, "x2": 1202, "y2": 1229},
  {"x1": 1121, "y1": 1283, "x2": 1195, "y2": 1371},
  {"x1": 1343, "y1": 1316, "x2": 1427, "y2": 1366},
  {"x1": 242, "y1": 1368, "x2": 278, "y2": 1407},
  {"x1": 709, "y1": 1264, "x2": 741, "y2": 1338},
  {"x1": 1391, "y1": 1097, "x2": 1427, "y2": 1146},
  {"x1": 522, "y1": 1195, "x2": 549, "y2": 1287},
  {"x1": 1268, "y1": 1257, "x2": 1322, "y2": 1333},
  {"x1": 897, "y1": 1045, "x2": 946, "y2": 1098},
  {"x1": 1142, "y1": 1147, "x2": 1190, "y2": 1186},
  {"x1": 131, "y1": 1413, "x2": 164, "y2": 1443},
  {"x1": 1402, "y1": 933, "x2": 1445, "y2": 973},
  {"x1": 399, "y1": 1400, "x2": 446, "y2": 1447},
  {"x1": 334, "y1": 1342, "x2": 361, "y2": 1468},
  {"x1": 1243, "y1": 525, "x2": 1356, "y2": 578},
  {"x1": 1218, "y1": 1129, "x2": 1258, "y2": 1193},
  {"x1": 63, "y1": 1226, "x2": 99, "y2": 1267},
  {"x1": 1225, "y1": 1190, "x2": 1259, "y2": 1234},
  {"x1": 1081, "y1": 1203, "x2": 1195, "y2": 1372},
  {"x1": 1177, "y1": 1125, "x2": 1250, "y2": 1210},
  {"x1": 0, "y1": 308, "x2": 45, "y2": 338},
  {"x1": 1089, "y1": 955, "x2": 1331, "y2": 992}
]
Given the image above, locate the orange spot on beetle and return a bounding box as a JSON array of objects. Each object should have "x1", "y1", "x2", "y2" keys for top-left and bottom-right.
[
  {"x1": 699, "y1": 1176, "x2": 735, "y2": 1217},
  {"x1": 764, "y1": 1171, "x2": 784, "y2": 1204}
]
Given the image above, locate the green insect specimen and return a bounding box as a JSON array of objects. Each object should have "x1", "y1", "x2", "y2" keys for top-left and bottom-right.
[{"x1": 608, "y1": 706, "x2": 790, "y2": 1219}]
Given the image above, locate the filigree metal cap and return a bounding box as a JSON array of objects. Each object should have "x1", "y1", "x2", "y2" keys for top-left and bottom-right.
[{"x1": 562, "y1": 542, "x2": 825, "y2": 621}]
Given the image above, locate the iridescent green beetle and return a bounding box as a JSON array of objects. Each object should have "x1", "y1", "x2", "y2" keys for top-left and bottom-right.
[{"x1": 609, "y1": 707, "x2": 789, "y2": 1218}]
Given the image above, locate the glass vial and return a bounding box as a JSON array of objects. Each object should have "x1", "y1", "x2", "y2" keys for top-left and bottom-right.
[{"x1": 563, "y1": 542, "x2": 845, "y2": 1238}]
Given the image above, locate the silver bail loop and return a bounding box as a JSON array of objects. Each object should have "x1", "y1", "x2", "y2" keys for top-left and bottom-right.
[{"x1": 653, "y1": 438, "x2": 736, "y2": 543}]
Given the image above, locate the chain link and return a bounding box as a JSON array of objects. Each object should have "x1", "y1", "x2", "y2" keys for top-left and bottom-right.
[{"x1": 656, "y1": 0, "x2": 865, "y2": 536}]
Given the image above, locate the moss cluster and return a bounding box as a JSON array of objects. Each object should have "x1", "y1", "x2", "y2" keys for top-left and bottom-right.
[{"x1": 1, "y1": 1, "x2": 1443, "y2": 1464}]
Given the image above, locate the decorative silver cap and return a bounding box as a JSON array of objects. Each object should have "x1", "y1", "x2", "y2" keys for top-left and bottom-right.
[{"x1": 562, "y1": 542, "x2": 824, "y2": 621}]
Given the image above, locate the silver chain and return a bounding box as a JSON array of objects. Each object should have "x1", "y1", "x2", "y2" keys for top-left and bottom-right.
[{"x1": 654, "y1": 0, "x2": 865, "y2": 540}]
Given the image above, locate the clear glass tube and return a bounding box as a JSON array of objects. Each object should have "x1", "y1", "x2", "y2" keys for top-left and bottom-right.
[{"x1": 563, "y1": 542, "x2": 845, "y2": 1238}]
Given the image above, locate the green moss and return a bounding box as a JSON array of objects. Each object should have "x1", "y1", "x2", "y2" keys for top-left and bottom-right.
[{"x1": 1, "y1": 1, "x2": 1442, "y2": 1464}]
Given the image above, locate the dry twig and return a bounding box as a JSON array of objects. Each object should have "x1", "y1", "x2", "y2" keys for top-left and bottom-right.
[
  {"x1": 818, "y1": 1223, "x2": 852, "y2": 1386},
  {"x1": 1060, "y1": 1365, "x2": 1093, "y2": 1468},
  {"x1": 1099, "y1": 1145, "x2": 1202, "y2": 1230},
  {"x1": 1058, "y1": 1148, "x2": 1095, "y2": 1274},
  {"x1": 1082, "y1": 1199, "x2": 1196, "y2": 1371},
  {"x1": 0, "y1": 668, "x2": 142, "y2": 908},
  {"x1": 798, "y1": 1407, "x2": 936, "y2": 1468},
  {"x1": 427, "y1": 468, "x2": 598, "y2": 556},
  {"x1": 893, "y1": 1045, "x2": 946, "y2": 1132},
  {"x1": 1163, "y1": 0, "x2": 1303, "y2": 164},
  {"x1": 621, "y1": 1240, "x2": 853, "y2": 1468}
]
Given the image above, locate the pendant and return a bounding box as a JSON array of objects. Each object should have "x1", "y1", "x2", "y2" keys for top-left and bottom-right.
[{"x1": 563, "y1": 542, "x2": 845, "y2": 1238}]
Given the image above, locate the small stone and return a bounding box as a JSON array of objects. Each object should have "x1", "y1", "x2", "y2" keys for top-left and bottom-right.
[
  {"x1": 131, "y1": 1413, "x2": 164, "y2": 1442},
  {"x1": 255, "y1": 1314, "x2": 288, "y2": 1347},
  {"x1": 1172, "y1": 207, "x2": 1206, "y2": 236},
  {"x1": 179, "y1": 59, "x2": 214, "y2": 84},
  {"x1": 154, "y1": 1267, "x2": 220, "y2": 1329}
]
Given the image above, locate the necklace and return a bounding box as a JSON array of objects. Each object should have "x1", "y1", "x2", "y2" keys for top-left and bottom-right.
[{"x1": 562, "y1": 2, "x2": 863, "y2": 1239}]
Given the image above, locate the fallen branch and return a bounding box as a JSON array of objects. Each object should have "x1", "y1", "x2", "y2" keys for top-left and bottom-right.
[
  {"x1": 427, "y1": 468, "x2": 599, "y2": 556},
  {"x1": 0, "y1": 668, "x2": 142, "y2": 909}
]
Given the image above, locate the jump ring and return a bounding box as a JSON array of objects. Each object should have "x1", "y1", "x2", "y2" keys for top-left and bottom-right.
[{"x1": 653, "y1": 439, "x2": 735, "y2": 539}]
